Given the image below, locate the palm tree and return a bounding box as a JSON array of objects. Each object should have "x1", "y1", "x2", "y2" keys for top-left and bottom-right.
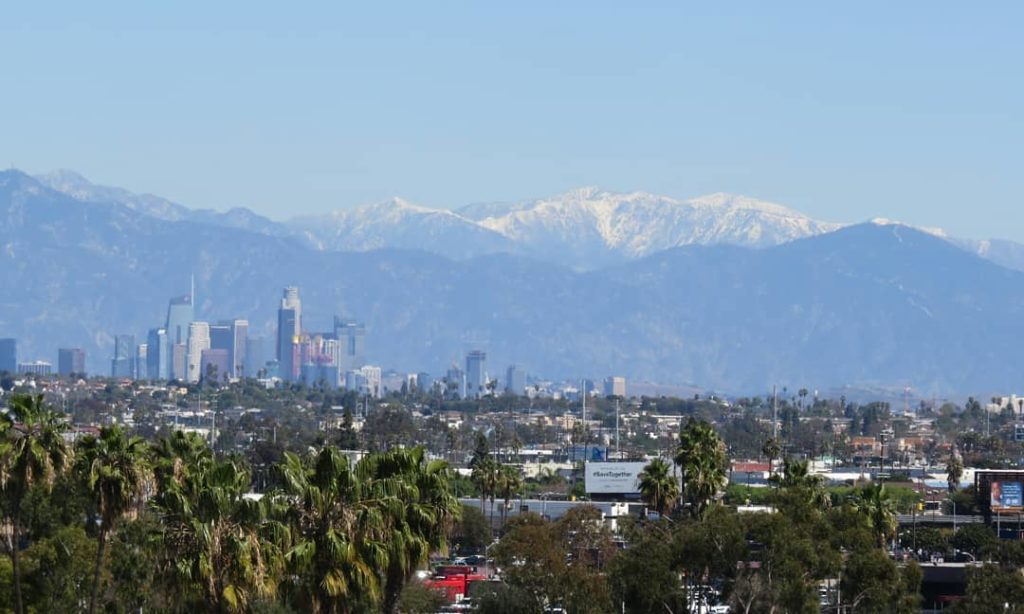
[
  {"x1": 359, "y1": 447, "x2": 459, "y2": 614},
  {"x1": 273, "y1": 447, "x2": 388, "y2": 613},
  {"x1": 638, "y1": 458, "x2": 679, "y2": 518},
  {"x1": 946, "y1": 448, "x2": 964, "y2": 492},
  {"x1": 274, "y1": 446, "x2": 458, "y2": 614},
  {"x1": 851, "y1": 483, "x2": 898, "y2": 547},
  {"x1": 78, "y1": 425, "x2": 149, "y2": 614},
  {"x1": 498, "y1": 464, "x2": 524, "y2": 524},
  {"x1": 769, "y1": 457, "x2": 831, "y2": 510},
  {"x1": 0, "y1": 394, "x2": 71, "y2": 614},
  {"x1": 153, "y1": 441, "x2": 282, "y2": 612},
  {"x1": 471, "y1": 456, "x2": 501, "y2": 531},
  {"x1": 762, "y1": 438, "x2": 781, "y2": 481},
  {"x1": 674, "y1": 418, "x2": 728, "y2": 519}
]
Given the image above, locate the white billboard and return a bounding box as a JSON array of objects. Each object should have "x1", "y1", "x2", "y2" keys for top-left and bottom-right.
[{"x1": 585, "y1": 461, "x2": 648, "y2": 494}]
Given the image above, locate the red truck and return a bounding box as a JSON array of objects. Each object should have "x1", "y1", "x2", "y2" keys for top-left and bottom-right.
[{"x1": 424, "y1": 565, "x2": 488, "y2": 603}]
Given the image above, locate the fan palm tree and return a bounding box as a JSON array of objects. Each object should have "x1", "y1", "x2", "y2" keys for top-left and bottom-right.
[
  {"x1": 273, "y1": 447, "x2": 388, "y2": 613},
  {"x1": 77, "y1": 425, "x2": 150, "y2": 614},
  {"x1": 274, "y1": 446, "x2": 458, "y2": 614},
  {"x1": 851, "y1": 483, "x2": 898, "y2": 547},
  {"x1": 498, "y1": 464, "x2": 524, "y2": 525},
  {"x1": 151, "y1": 429, "x2": 213, "y2": 495},
  {"x1": 674, "y1": 419, "x2": 728, "y2": 519},
  {"x1": 638, "y1": 458, "x2": 679, "y2": 518},
  {"x1": 358, "y1": 447, "x2": 460, "y2": 614},
  {"x1": 471, "y1": 456, "x2": 501, "y2": 531},
  {"x1": 769, "y1": 457, "x2": 831, "y2": 510},
  {"x1": 154, "y1": 447, "x2": 282, "y2": 612},
  {"x1": 0, "y1": 393, "x2": 71, "y2": 614}
]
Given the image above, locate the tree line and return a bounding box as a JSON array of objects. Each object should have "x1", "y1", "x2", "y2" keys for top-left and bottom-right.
[{"x1": 0, "y1": 393, "x2": 458, "y2": 613}]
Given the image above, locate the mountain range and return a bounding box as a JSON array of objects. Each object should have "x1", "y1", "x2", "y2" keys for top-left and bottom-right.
[{"x1": 5, "y1": 168, "x2": 1024, "y2": 396}]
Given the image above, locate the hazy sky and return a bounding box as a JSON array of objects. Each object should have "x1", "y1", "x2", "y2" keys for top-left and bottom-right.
[{"x1": 2, "y1": 2, "x2": 1021, "y2": 238}]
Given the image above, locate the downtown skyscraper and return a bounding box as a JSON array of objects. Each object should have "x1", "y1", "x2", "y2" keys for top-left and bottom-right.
[{"x1": 277, "y1": 287, "x2": 301, "y2": 381}]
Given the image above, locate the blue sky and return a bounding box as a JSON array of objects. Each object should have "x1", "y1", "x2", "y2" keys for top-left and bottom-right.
[{"x1": 2, "y1": 2, "x2": 1021, "y2": 239}]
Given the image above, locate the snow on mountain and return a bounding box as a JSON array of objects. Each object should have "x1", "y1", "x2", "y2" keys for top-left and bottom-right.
[
  {"x1": 37, "y1": 169, "x2": 1024, "y2": 274},
  {"x1": 473, "y1": 188, "x2": 841, "y2": 267},
  {"x1": 288, "y1": 197, "x2": 515, "y2": 260},
  {"x1": 297, "y1": 187, "x2": 841, "y2": 268}
]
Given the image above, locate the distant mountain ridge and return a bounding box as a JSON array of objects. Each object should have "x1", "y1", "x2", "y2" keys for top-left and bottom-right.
[
  {"x1": 35, "y1": 169, "x2": 1024, "y2": 273},
  {"x1": 35, "y1": 170, "x2": 843, "y2": 269},
  {"x1": 3, "y1": 168, "x2": 1024, "y2": 395}
]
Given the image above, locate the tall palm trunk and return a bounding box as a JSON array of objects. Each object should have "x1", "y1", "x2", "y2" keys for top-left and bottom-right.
[
  {"x1": 89, "y1": 529, "x2": 108, "y2": 614},
  {"x1": 9, "y1": 521, "x2": 23, "y2": 614}
]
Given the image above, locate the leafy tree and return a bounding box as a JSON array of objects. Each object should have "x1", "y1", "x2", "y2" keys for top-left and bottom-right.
[
  {"x1": 104, "y1": 512, "x2": 164, "y2": 613},
  {"x1": 675, "y1": 506, "x2": 747, "y2": 607},
  {"x1": 608, "y1": 522, "x2": 686, "y2": 613},
  {"x1": 335, "y1": 408, "x2": 360, "y2": 450},
  {"x1": 950, "y1": 524, "x2": 999, "y2": 559},
  {"x1": 951, "y1": 563, "x2": 1024, "y2": 612},
  {"x1": 450, "y1": 504, "x2": 491, "y2": 555},
  {"x1": 491, "y1": 511, "x2": 613, "y2": 613},
  {"x1": 76, "y1": 425, "x2": 149, "y2": 614},
  {"x1": 637, "y1": 458, "x2": 679, "y2": 518},
  {"x1": 674, "y1": 419, "x2": 727, "y2": 518},
  {"x1": 0, "y1": 393, "x2": 72, "y2": 614},
  {"x1": 19, "y1": 525, "x2": 96, "y2": 613},
  {"x1": 396, "y1": 581, "x2": 447, "y2": 614},
  {"x1": 840, "y1": 548, "x2": 920, "y2": 613}
]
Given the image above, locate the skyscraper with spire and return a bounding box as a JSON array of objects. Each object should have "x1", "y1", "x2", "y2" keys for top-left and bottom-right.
[
  {"x1": 277, "y1": 286, "x2": 301, "y2": 381},
  {"x1": 165, "y1": 294, "x2": 194, "y2": 380}
]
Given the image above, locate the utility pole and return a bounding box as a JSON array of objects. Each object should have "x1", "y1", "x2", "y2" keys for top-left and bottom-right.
[
  {"x1": 615, "y1": 398, "x2": 620, "y2": 459},
  {"x1": 772, "y1": 385, "x2": 778, "y2": 440},
  {"x1": 582, "y1": 379, "x2": 587, "y2": 461}
]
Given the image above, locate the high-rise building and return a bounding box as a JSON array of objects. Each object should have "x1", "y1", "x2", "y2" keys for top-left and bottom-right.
[
  {"x1": 445, "y1": 366, "x2": 466, "y2": 398},
  {"x1": 186, "y1": 322, "x2": 211, "y2": 383},
  {"x1": 210, "y1": 319, "x2": 249, "y2": 379},
  {"x1": 465, "y1": 350, "x2": 487, "y2": 398},
  {"x1": 0, "y1": 338, "x2": 15, "y2": 374},
  {"x1": 505, "y1": 364, "x2": 526, "y2": 395},
  {"x1": 170, "y1": 344, "x2": 187, "y2": 381},
  {"x1": 165, "y1": 294, "x2": 194, "y2": 380},
  {"x1": 58, "y1": 348, "x2": 86, "y2": 376},
  {"x1": 333, "y1": 318, "x2": 366, "y2": 372},
  {"x1": 200, "y1": 348, "x2": 230, "y2": 383},
  {"x1": 416, "y1": 372, "x2": 434, "y2": 393},
  {"x1": 603, "y1": 376, "x2": 626, "y2": 398},
  {"x1": 230, "y1": 320, "x2": 248, "y2": 378},
  {"x1": 165, "y1": 296, "x2": 194, "y2": 346},
  {"x1": 345, "y1": 365, "x2": 382, "y2": 398},
  {"x1": 244, "y1": 335, "x2": 268, "y2": 378},
  {"x1": 135, "y1": 344, "x2": 148, "y2": 379},
  {"x1": 277, "y1": 287, "x2": 301, "y2": 381},
  {"x1": 147, "y1": 328, "x2": 168, "y2": 380},
  {"x1": 111, "y1": 334, "x2": 135, "y2": 378}
]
